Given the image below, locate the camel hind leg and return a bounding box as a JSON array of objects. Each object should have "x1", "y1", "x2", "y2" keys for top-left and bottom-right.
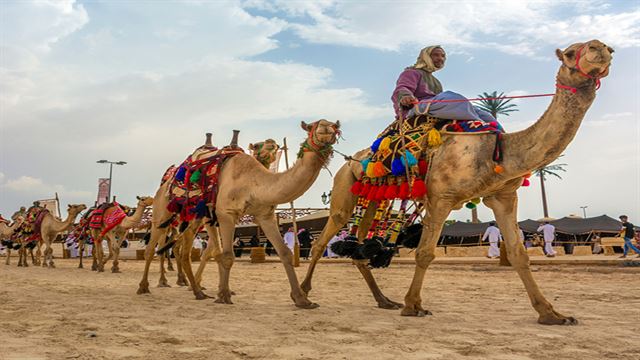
[
  {"x1": 137, "y1": 224, "x2": 169, "y2": 294},
  {"x1": 484, "y1": 191, "x2": 577, "y2": 325},
  {"x1": 194, "y1": 223, "x2": 222, "y2": 289},
  {"x1": 77, "y1": 241, "x2": 84, "y2": 268},
  {"x1": 5, "y1": 248, "x2": 11, "y2": 265}
]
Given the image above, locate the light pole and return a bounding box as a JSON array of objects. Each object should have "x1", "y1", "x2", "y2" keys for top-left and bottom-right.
[
  {"x1": 96, "y1": 160, "x2": 127, "y2": 202},
  {"x1": 580, "y1": 205, "x2": 588, "y2": 218}
]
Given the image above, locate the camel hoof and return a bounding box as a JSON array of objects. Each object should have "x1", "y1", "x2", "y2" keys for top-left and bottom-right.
[
  {"x1": 157, "y1": 282, "x2": 171, "y2": 288},
  {"x1": 214, "y1": 291, "x2": 233, "y2": 304},
  {"x1": 538, "y1": 314, "x2": 578, "y2": 326},
  {"x1": 295, "y1": 301, "x2": 320, "y2": 309},
  {"x1": 400, "y1": 306, "x2": 432, "y2": 317},
  {"x1": 111, "y1": 268, "x2": 121, "y2": 273},
  {"x1": 194, "y1": 291, "x2": 209, "y2": 300},
  {"x1": 167, "y1": 266, "x2": 175, "y2": 272},
  {"x1": 78, "y1": 264, "x2": 83, "y2": 269},
  {"x1": 377, "y1": 298, "x2": 404, "y2": 310},
  {"x1": 136, "y1": 287, "x2": 150, "y2": 295},
  {"x1": 176, "y1": 280, "x2": 188, "y2": 287},
  {"x1": 49, "y1": 263, "x2": 55, "y2": 268}
]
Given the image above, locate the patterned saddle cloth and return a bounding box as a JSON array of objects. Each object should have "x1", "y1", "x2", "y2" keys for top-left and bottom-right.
[
  {"x1": 352, "y1": 115, "x2": 503, "y2": 202},
  {"x1": 19, "y1": 207, "x2": 49, "y2": 242},
  {"x1": 166, "y1": 145, "x2": 244, "y2": 223}
]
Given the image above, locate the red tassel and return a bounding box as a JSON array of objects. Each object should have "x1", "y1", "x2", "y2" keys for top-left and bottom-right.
[
  {"x1": 376, "y1": 185, "x2": 388, "y2": 200},
  {"x1": 350, "y1": 180, "x2": 363, "y2": 195},
  {"x1": 398, "y1": 181, "x2": 410, "y2": 200},
  {"x1": 360, "y1": 182, "x2": 371, "y2": 197},
  {"x1": 522, "y1": 178, "x2": 530, "y2": 187},
  {"x1": 367, "y1": 186, "x2": 378, "y2": 201},
  {"x1": 418, "y1": 159, "x2": 428, "y2": 176},
  {"x1": 411, "y1": 179, "x2": 427, "y2": 198},
  {"x1": 385, "y1": 184, "x2": 399, "y2": 199}
]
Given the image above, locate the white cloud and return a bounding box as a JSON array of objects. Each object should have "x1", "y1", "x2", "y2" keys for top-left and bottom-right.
[
  {"x1": 251, "y1": 1, "x2": 639, "y2": 55},
  {"x1": 2, "y1": 175, "x2": 91, "y2": 199},
  {"x1": 602, "y1": 112, "x2": 633, "y2": 119}
]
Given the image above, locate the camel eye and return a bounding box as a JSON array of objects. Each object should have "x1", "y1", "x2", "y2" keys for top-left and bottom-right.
[{"x1": 589, "y1": 46, "x2": 596, "y2": 51}]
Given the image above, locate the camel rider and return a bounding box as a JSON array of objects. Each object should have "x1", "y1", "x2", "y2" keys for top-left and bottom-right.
[
  {"x1": 11, "y1": 206, "x2": 26, "y2": 222},
  {"x1": 392, "y1": 45, "x2": 496, "y2": 123}
]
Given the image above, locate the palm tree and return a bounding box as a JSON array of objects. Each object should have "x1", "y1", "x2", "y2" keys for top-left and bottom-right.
[
  {"x1": 468, "y1": 91, "x2": 519, "y2": 223},
  {"x1": 533, "y1": 162, "x2": 568, "y2": 218},
  {"x1": 475, "y1": 91, "x2": 519, "y2": 119}
]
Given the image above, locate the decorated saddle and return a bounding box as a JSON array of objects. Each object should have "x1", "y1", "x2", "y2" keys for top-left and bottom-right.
[
  {"x1": 334, "y1": 113, "x2": 509, "y2": 269},
  {"x1": 19, "y1": 206, "x2": 49, "y2": 243},
  {"x1": 165, "y1": 144, "x2": 244, "y2": 223}
]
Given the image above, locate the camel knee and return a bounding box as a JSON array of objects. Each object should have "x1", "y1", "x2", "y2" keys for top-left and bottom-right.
[
  {"x1": 330, "y1": 210, "x2": 351, "y2": 226},
  {"x1": 414, "y1": 248, "x2": 436, "y2": 269},
  {"x1": 220, "y1": 251, "x2": 234, "y2": 269}
]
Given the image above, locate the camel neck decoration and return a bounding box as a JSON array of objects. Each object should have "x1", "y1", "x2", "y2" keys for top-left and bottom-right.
[
  {"x1": 138, "y1": 119, "x2": 340, "y2": 310},
  {"x1": 300, "y1": 40, "x2": 612, "y2": 326}
]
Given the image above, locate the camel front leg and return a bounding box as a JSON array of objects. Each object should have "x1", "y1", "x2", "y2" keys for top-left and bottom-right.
[
  {"x1": 42, "y1": 236, "x2": 55, "y2": 268},
  {"x1": 484, "y1": 192, "x2": 577, "y2": 325},
  {"x1": 101, "y1": 236, "x2": 114, "y2": 268},
  {"x1": 77, "y1": 240, "x2": 84, "y2": 269},
  {"x1": 194, "y1": 223, "x2": 221, "y2": 288},
  {"x1": 5, "y1": 248, "x2": 10, "y2": 265},
  {"x1": 256, "y1": 215, "x2": 318, "y2": 309},
  {"x1": 214, "y1": 213, "x2": 237, "y2": 304},
  {"x1": 301, "y1": 164, "x2": 358, "y2": 295},
  {"x1": 110, "y1": 232, "x2": 125, "y2": 273},
  {"x1": 401, "y1": 200, "x2": 453, "y2": 317},
  {"x1": 34, "y1": 241, "x2": 42, "y2": 266}
]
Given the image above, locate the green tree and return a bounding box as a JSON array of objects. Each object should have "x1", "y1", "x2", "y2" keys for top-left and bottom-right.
[
  {"x1": 533, "y1": 162, "x2": 568, "y2": 218},
  {"x1": 475, "y1": 91, "x2": 519, "y2": 119}
]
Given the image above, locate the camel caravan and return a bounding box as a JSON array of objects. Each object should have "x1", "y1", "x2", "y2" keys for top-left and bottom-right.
[{"x1": 0, "y1": 40, "x2": 613, "y2": 325}]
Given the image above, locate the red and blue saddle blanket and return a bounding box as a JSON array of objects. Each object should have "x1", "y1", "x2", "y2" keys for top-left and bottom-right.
[
  {"x1": 166, "y1": 145, "x2": 244, "y2": 223},
  {"x1": 21, "y1": 207, "x2": 49, "y2": 243}
]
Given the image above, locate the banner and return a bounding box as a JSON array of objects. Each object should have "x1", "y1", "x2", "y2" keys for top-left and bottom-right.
[
  {"x1": 268, "y1": 150, "x2": 283, "y2": 173},
  {"x1": 97, "y1": 178, "x2": 110, "y2": 205},
  {"x1": 36, "y1": 198, "x2": 60, "y2": 218}
]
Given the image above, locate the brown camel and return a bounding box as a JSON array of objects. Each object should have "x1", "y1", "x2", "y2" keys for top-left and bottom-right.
[
  {"x1": 1, "y1": 216, "x2": 24, "y2": 265},
  {"x1": 91, "y1": 196, "x2": 154, "y2": 273},
  {"x1": 301, "y1": 40, "x2": 612, "y2": 324},
  {"x1": 138, "y1": 119, "x2": 339, "y2": 309},
  {"x1": 36, "y1": 204, "x2": 87, "y2": 268},
  {"x1": 136, "y1": 137, "x2": 281, "y2": 289}
]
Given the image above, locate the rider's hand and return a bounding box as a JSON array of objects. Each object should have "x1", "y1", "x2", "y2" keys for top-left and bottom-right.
[{"x1": 400, "y1": 95, "x2": 417, "y2": 106}]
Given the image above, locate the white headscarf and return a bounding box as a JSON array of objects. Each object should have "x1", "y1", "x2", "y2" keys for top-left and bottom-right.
[{"x1": 412, "y1": 45, "x2": 446, "y2": 73}]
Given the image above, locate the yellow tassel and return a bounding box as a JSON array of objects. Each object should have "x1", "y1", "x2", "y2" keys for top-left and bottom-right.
[
  {"x1": 373, "y1": 161, "x2": 387, "y2": 177},
  {"x1": 427, "y1": 128, "x2": 442, "y2": 147},
  {"x1": 379, "y1": 137, "x2": 391, "y2": 152},
  {"x1": 366, "y1": 162, "x2": 376, "y2": 178},
  {"x1": 471, "y1": 197, "x2": 481, "y2": 205}
]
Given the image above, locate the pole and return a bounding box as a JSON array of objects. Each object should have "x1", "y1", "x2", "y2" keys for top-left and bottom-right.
[
  {"x1": 108, "y1": 162, "x2": 114, "y2": 202},
  {"x1": 539, "y1": 174, "x2": 549, "y2": 218},
  {"x1": 282, "y1": 137, "x2": 300, "y2": 267}
]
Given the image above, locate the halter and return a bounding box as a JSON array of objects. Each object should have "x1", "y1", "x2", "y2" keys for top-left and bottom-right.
[
  {"x1": 556, "y1": 44, "x2": 608, "y2": 93},
  {"x1": 298, "y1": 121, "x2": 338, "y2": 162}
]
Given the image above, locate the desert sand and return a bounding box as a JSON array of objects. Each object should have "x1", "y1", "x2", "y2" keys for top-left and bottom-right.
[{"x1": 1, "y1": 259, "x2": 638, "y2": 360}]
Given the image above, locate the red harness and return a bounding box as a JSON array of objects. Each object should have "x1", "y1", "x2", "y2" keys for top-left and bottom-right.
[{"x1": 556, "y1": 44, "x2": 608, "y2": 93}]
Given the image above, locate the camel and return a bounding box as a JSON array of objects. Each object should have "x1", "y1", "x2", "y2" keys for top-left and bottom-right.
[
  {"x1": 32, "y1": 204, "x2": 87, "y2": 268},
  {"x1": 300, "y1": 40, "x2": 613, "y2": 324},
  {"x1": 1, "y1": 216, "x2": 24, "y2": 265},
  {"x1": 90, "y1": 196, "x2": 154, "y2": 273},
  {"x1": 138, "y1": 119, "x2": 339, "y2": 309},
  {"x1": 136, "y1": 137, "x2": 281, "y2": 290}
]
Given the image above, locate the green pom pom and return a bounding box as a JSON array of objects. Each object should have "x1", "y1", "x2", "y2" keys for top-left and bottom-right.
[
  {"x1": 189, "y1": 169, "x2": 201, "y2": 183},
  {"x1": 465, "y1": 202, "x2": 476, "y2": 209}
]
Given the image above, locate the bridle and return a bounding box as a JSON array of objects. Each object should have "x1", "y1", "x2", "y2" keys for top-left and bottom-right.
[
  {"x1": 556, "y1": 44, "x2": 608, "y2": 93},
  {"x1": 299, "y1": 121, "x2": 340, "y2": 163}
]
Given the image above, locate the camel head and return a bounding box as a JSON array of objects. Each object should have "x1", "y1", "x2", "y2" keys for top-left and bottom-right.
[
  {"x1": 135, "y1": 195, "x2": 154, "y2": 207},
  {"x1": 67, "y1": 204, "x2": 87, "y2": 215},
  {"x1": 555, "y1": 39, "x2": 613, "y2": 89},
  {"x1": 300, "y1": 119, "x2": 341, "y2": 146},
  {"x1": 249, "y1": 139, "x2": 280, "y2": 167}
]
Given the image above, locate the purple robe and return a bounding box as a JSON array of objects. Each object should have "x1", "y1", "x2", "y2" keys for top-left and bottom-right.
[{"x1": 392, "y1": 68, "x2": 442, "y2": 118}]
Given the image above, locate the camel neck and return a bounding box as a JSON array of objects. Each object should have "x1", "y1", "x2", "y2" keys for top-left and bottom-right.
[
  {"x1": 256, "y1": 150, "x2": 327, "y2": 205},
  {"x1": 501, "y1": 78, "x2": 597, "y2": 177},
  {"x1": 121, "y1": 204, "x2": 146, "y2": 229},
  {"x1": 49, "y1": 211, "x2": 78, "y2": 233}
]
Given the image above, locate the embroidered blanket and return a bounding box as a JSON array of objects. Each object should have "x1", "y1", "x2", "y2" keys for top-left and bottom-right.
[
  {"x1": 20, "y1": 207, "x2": 49, "y2": 243},
  {"x1": 99, "y1": 204, "x2": 127, "y2": 237},
  {"x1": 166, "y1": 145, "x2": 244, "y2": 222}
]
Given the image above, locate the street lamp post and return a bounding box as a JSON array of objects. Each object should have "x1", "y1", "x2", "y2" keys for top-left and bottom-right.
[
  {"x1": 97, "y1": 160, "x2": 127, "y2": 202},
  {"x1": 580, "y1": 205, "x2": 588, "y2": 218}
]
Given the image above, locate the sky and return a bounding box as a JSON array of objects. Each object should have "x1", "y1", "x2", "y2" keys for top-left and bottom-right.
[{"x1": 1, "y1": 0, "x2": 639, "y2": 223}]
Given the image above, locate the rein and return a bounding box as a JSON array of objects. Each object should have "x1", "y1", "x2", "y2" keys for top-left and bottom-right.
[{"x1": 297, "y1": 122, "x2": 337, "y2": 164}]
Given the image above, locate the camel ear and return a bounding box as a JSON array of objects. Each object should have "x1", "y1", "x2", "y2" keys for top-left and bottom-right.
[
  {"x1": 607, "y1": 46, "x2": 614, "y2": 54},
  {"x1": 136, "y1": 196, "x2": 141, "y2": 200},
  {"x1": 300, "y1": 121, "x2": 312, "y2": 132},
  {"x1": 248, "y1": 143, "x2": 255, "y2": 151},
  {"x1": 555, "y1": 49, "x2": 564, "y2": 61},
  {"x1": 335, "y1": 120, "x2": 341, "y2": 129}
]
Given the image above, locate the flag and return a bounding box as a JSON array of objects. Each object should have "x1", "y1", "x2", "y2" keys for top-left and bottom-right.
[{"x1": 97, "y1": 178, "x2": 110, "y2": 205}]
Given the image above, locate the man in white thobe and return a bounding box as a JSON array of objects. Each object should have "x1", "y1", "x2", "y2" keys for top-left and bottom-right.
[
  {"x1": 283, "y1": 227, "x2": 296, "y2": 253},
  {"x1": 537, "y1": 222, "x2": 557, "y2": 257},
  {"x1": 483, "y1": 222, "x2": 502, "y2": 258}
]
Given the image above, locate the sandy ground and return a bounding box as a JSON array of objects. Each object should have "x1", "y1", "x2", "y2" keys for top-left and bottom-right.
[{"x1": 1, "y1": 259, "x2": 639, "y2": 360}]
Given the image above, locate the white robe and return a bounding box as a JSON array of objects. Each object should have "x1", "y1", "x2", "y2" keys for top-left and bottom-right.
[
  {"x1": 283, "y1": 231, "x2": 296, "y2": 252},
  {"x1": 537, "y1": 224, "x2": 557, "y2": 255},
  {"x1": 483, "y1": 226, "x2": 502, "y2": 257}
]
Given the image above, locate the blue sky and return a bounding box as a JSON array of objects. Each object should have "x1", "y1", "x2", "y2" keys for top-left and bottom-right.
[{"x1": 1, "y1": 0, "x2": 638, "y2": 222}]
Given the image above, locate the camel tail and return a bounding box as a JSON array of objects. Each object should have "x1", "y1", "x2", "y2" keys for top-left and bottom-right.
[{"x1": 156, "y1": 239, "x2": 176, "y2": 255}]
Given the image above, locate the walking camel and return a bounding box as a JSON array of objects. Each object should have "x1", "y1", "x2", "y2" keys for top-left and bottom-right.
[
  {"x1": 300, "y1": 40, "x2": 612, "y2": 324},
  {"x1": 1, "y1": 216, "x2": 24, "y2": 265},
  {"x1": 138, "y1": 120, "x2": 339, "y2": 309},
  {"x1": 91, "y1": 196, "x2": 154, "y2": 273},
  {"x1": 36, "y1": 204, "x2": 87, "y2": 268}
]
